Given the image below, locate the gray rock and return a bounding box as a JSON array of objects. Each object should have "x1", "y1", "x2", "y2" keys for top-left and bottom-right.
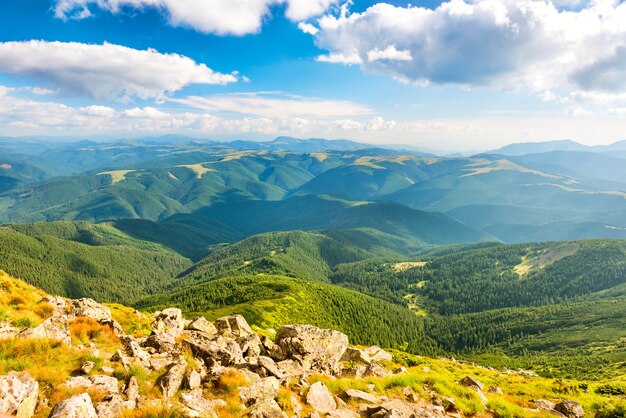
[
  {"x1": 215, "y1": 315, "x2": 253, "y2": 339},
  {"x1": 70, "y1": 298, "x2": 112, "y2": 323},
  {"x1": 180, "y1": 389, "x2": 218, "y2": 418},
  {"x1": 327, "y1": 410, "x2": 360, "y2": 418},
  {"x1": 555, "y1": 400, "x2": 584, "y2": 418},
  {"x1": 345, "y1": 389, "x2": 377, "y2": 403},
  {"x1": 258, "y1": 356, "x2": 286, "y2": 379},
  {"x1": 18, "y1": 315, "x2": 71, "y2": 347},
  {"x1": 79, "y1": 360, "x2": 95, "y2": 375},
  {"x1": 48, "y1": 393, "x2": 98, "y2": 418},
  {"x1": 157, "y1": 361, "x2": 187, "y2": 398},
  {"x1": 142, "y1": 332, "x2": 178, "y2": 355},
  {"x1": 239, "y1": 377, "x2": 280, "y2": 406},
  {"x1": 182, "y1": 332, "x2": 244, "y2": 366},
  {"x1": 0, "y1": 372, "x2": 38, "y2": 418},
  {"x1": 534, "y1": 399, "x2": 556, "y2": 411},
  {"x1": 363, "y1": 362, "x2": 390, "y2": 378},
  {"x1": 40, "y1": 296, "x2": 68, "y2": 315},
  {"x1": 306, "y1": 382, "x2": 336, "y2": 414},
  {"x1": 125, "y1": 376, "x2": 140, "y2": 409},
  {"x1": 274, "y1": 325, "x2": 348, "y2": 375},
  {"x1": 95, "y1": 394, "x2": 125, "y2": 418},
  {"x1": 65, "y1": 375, "x2": 119, "y2": 395},
  {"x1": 459, "y1": 376, "x2": 484, "y2": 391},
  {"x1": 185, "y1": 369, "x2": 202, "y2": 390},
  {"x1": 364, "y1": 346, "x2": 393, "y2": 362},
  {"x1": 153, "y1": 308, "x2": 185, "y2": 338},
  {"x1": 249, "y1": 398, "x2": 287, "y2": 418},
  {"x1": 186, "y1": 317, "x2": 217, "y2": 336},
  {"x1": 342, "y1": 347, "x2": 371, "y2": 364}
]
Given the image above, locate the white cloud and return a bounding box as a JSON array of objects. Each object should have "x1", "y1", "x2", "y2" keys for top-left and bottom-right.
[
  {"x1": 367, "y1": 45, "x2": 412, "y2": 62},
  {"x1": 0, "y1": 40, "x2": 237, "y2": 100},
  {"x1": 170, "y1": 92, "x2": 373, "y2": 119},
  {"x1": 310, "y1": 0, "x2": 626, "y2": 110},
  {"x1": 298, "y1": 22, "x2": 319, "y2": 35},
  {"x1": 54, "y1": 0, "x2": 341, "y2": 35}
]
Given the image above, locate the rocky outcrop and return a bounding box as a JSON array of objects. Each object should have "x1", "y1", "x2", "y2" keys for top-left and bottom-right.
[
  {"x1": 18, "y1": 315, "x2": 71, "y2": 346},
  {"x1": 157, "y1": 361, "x2": 188, "y2": 398},
  {"x1": 274, "y1": 324, "x2": 348, "y2": 374},
  {"x1": 65, "y1": 375, "x2": 119, "y2": 395},
  {"x1": 48, "y1": 393, "x2": 98, "y2": 418},
  {"x1": 306, "y1": 381, "x2": 337, "y2": 414},
  {"x1": 0, "y1": 372, "x2": 38, "y2": 418},
  {"x1": 70, "y1": 298, "x2": 112, "y2": 323},
  {"x1": 215, "y1": 314, "x2": 253, "y2": 339},
  {"x1": 555, "y1": 400, "x2": 585, "y2": 418}
]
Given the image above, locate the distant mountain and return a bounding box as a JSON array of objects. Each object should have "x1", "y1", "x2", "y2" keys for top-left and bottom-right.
[{"x1": 488, "y1": 139, "x2": 589, "y2": 156}]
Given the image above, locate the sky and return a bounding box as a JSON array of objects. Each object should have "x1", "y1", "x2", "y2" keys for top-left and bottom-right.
[{"x1": 1, "y1": 0, "x2": 626, "y2": 150}]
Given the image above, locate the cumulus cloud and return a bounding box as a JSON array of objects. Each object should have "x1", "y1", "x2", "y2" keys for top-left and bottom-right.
[
  {"x1": 309, "y1": 0, "x2": 626, "y2": 108},
  {"x1": 170, "y1": 92, "x2": 373, "y2": 119},
  {"x1": 0, "y1": 41, "x2": 237, "y2": 100},
  {"x1": 54, "y1": 0, "x2": 341, "y2": 35}
]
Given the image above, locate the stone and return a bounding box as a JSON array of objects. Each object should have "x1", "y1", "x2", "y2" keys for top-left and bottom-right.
[
  {"x1": 364, "y1": 346, "x2": 393, "y2": 362},
  {"x1": 95, "y1": 394, "x2": 125, "y2": 418},
  {"x1": 185, "y1": 369, "x2": 202, "y2": 390},
  {"x1": 157, "y1": 361, "x2": 187, "y2": 399},
  {"x1": 79, "y1": 360, "x2": 95, "y2": 375},
  {"x1": 241, "y1": 334, "x2": 264, "y2": 358},
  {"x1": 18, "y1": 315, "x2": 71, "y2": 347},
  {"x1": 239, "y1": 377, "x2": 280, "y2": 406},
  {"x1": 534, "y1": 400, "x2": 556, "y2": 411},
  {"x1": 306, "y1": 382, "x2": 336, "y2": 414},
  {"x1": 488, "y1": 386, "x2": 503, "y2": 395},
  {"x1": 249, "y1": 398, "x2": 287, "y2": 418},
  {"x1": 153, "y1": 308, "x2": 185, "y2": 338},
  {"x1": 340, "y1": 365, "x2": 367, "y2": 379},
  {"x1": 274, "y1": 325, "x2": 348, "y2": 374},
  {"x1": 258, "y1": 356, "x2": 286, "y2": 379},
  {"x1": 182, "y1": 332, "x2": 244, "y2": 367},
  {"x1": 345, "y1": 389, "x2": 377, "y2": 404},
  {"x1": 555, "y1": 400, "x2": 584, "y2": 418},
  {"x1": 342, "y1": 347, "x2": 371, "y2": 364},
  {"x1": 215, "y1": 315, "x2": 253, "y2": 339},
  {"x1": 180, "y1": 390, "x2": 218, "y2": 418},
  {"x1": 0, "y1": 372, "x2": 38, "y2": 418},
  {"x1": 65, "y1": 375, "x2": 119, "y2": 395},
  {"x1": 327, "y1": 410, "x2": 360, "y2": 418},
  {"x1": 459, "y1": 376, "x2": 484, "y2": 391},
  {"x1": 143, "y1": 333, "x2": 178, "y2": 355},
  {"x1": 125, "y1": 376, "x2": 140, "y2": 409},
  {"x1": 275, "y1": 360, "x2": 306, "y2": 379},
  {"x1": 363, "y1": 362, "x2": 390, "y2": 378},
  {"x1": 70, "y1": 298, "x2": 112, "y2": 323},
  {"x1": 186, "y1": 317, "x2": 217, "y2": 336},
  {"x1": 48, "y1": 393, "x2": 98, "y2": 418},
  {"x1": 40, "y1": 296, "x2": 68, "y2": 315}
]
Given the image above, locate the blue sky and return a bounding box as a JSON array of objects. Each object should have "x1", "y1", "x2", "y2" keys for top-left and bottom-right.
[{"x1": 0, "y1": 0, "x2": 625, "y2": 150}]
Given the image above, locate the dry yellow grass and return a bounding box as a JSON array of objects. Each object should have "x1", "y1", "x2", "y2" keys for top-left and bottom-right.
[
  {"x1": 393, "y1": 262, "x2": 427, "y2": 272},
  {"x1": 461, "y1": 159, "x2": 561, "y2": 179},
  {"x1": 97, "y1": 170, "x2": 136, "y2": 184},
  {"x1": 176, "y1": 164, "x2": 215, "y2": 179}
]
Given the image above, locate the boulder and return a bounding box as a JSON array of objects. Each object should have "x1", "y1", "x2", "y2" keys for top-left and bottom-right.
[
  {"x1": 180, "y1": 389, "x2": 219, "y2": 418},
  {"x1": 18, "y1": 315, "x2": 71, "y2": 346},
  {"x1": 48, "y1": 393, "x2": 98, "y2": 418},
  {"x1": 459, "y1": 376, "x2": 484, "y2": 391},
  {"x1": 364, "y1": 346, "x2": 393, "y2": 362},
  {"x1": 241, "y1": 334, "x2": 264, "y2": 358},
  {"x1": 142, "y1": 333, "x2": 178, "y2": 355},
  {"x1": 157, "y1": 361, "x2": 188, "y2": 398},
  {"x1": 0, "y1": 372, "x2": 38, "y2": 418},
  {"x1": 65, "y1": 375, "x2": 119, "y2": 395},
  {"x1": 249, "y1": 398, "x2": 287, "y2": 418},
  {"x1": 79, "y1": 360, "x2": 95, "y2": 375},
  {"x1": 185, "y1": 369, "x2": 202, "y2": 390},
  {"x1": 534, "y1": 399, "x2": 556, "y2": 411},
  {"x1": 239, "y1": 377, "x2": 280, "y2": 406},
  {"x1": 342, "y1": 347, "x2": 371, "y2": 364},
  {"x1": 306, "y1": 382, "x2": 336, "y2": 414},
  {"x1": 70, "y1": 298, "x2": 112, "y2": 323},
  {"x1": 215, "y1": 315, "x2": 253, "y2": 339},
  {"x1": 363, "y1": 362, "x2": 390, "y2": 378},
  {"x1": 555, "y1": 400, "x2": 584, "y2": 418},
  {"x1": 274, "y1": 325, "x2": 348, "y2": 374},
  {"x1": 153, "y1": 308, "x2": 185, "y2": 338},
  {"x1": 40, "y1": 296, "x2": 68, "y2": 315},
  {"x1": 95, "y1": 394, "x2": 125, "y2": 418},
  {"x1": 125, "y1": 376, "x2": 140, "y2": 409},
  {"x1": 345, "y1": 389, "x2": 377, "y2": 404},
  {"x1": 182, "y1": 332, "x2": 244, "y2": 366},
  {"x1": 258, "y1": 356, "x2": 286, "y2": 379},
  {"x1": 327, "y1": 410, "x2": 360, "y2": 418},
  {"x1": 186, "y1": 317, "x2": 217, "y2": 336}
]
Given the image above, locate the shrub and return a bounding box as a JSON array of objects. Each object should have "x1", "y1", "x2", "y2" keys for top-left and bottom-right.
[
  {"x1": 596, "y1": 384, "x2": 626, "y2": 396},
  {"x1": 34, "y1": 302, "x2": 56, "y2": 319},
  {"x1": 594, "y1": 402, "x2": 626, "y2": 418}
]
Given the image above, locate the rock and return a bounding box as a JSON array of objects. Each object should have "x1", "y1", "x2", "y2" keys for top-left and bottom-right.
[
  {"x1": 157, "y1": 361, "x2": 187, "y2": 398},
  {"x1": 70, "y1": 298, "x2": 112, "y2": 323},
  {"x1": 534, "y1": 400, "x2": 556, "y2": 411},
  {"x1": 79, "y1": 360, "x2": 95, "y2": 375},
  {"x1": 363, "y1": 362, "x2": 390, "y2": 378},
  {"x1": 345, "y1": 389, "x2": 377, "y2": 404},
  {"x1": 555, "y1": 400, "x2": 584, "y2": 418},
  {"x1": 182, "y1": 332, "x2": 244, "y2": 367},
  {"x1": 274, "y1": 325, "x2": 348, "y2": 375},
  {"x1": 327, "y1": 410, "x2": 359, "y2": 418},
  {"x1": 215, "y1": 315, "x2": 253, "y2": 339},
  {"x1": 65, "y1": 375, "x2": 119, "y2": 395},
  {"x1": 340, "y1": 365, "x2": 367, "y2": 379},
  {"x1": 275, "y1": 360, "x2": 305, "y2": 379},
  {"x1": 48, "y1": 393, "x2": 98, "y2": 418},
  {"x1": 185, "y1": 369, "x2": 202, "y2": 390},
  {"x1": 125, "y1": 376, "x2": 140, "y2": 409},
  {"x1": 364, "y1": 346, "x2": 393, "y2": 362},
  {"x1": 241, "y1": 334, "x2": 264, "y2": 358},
  {"x1": 342, "y1": 347, "x2": 371, "y2": 364},
  {"x1": 459, "y1": 376, "x2": 484, "y2": 391},
  {"x1": 95, "y1": 394, "x2": 125, "y2": 418},
  {"x1": 143, "y1": 333, "x2": 178, "y2": 355},
  {"x1": 306, "y1": 382, "x2": 336, "y2": 414},
  {"x1": 239, "y1": 377, "x2": 280, "y2": 406},
  {"x1": 180, "y1": 390, "x2": 218, "y2": 418},
  {"x1": 488, "y1": 386, "x2": 503, "y2": 395},
  {"x1": 249, "y1": 398, "x2": 287, "y2": 418},
  {"x1": 0, "y1": 372, "x2": 38, "y2": 418},
  {"x1": 153, "y1": 308, "x2": 185, "y2": 338},
  {"x1": 40, "y1": 296, "x2": 68, "y2": 315},
  {"x1": 186, "y1": 317, "x2": 217, "y2": 336},
  {"x1": 18, "y1": 315, "x2": 71, "y2": 346},
  {"x1": 258, "y1": 356, "x2": 286, "y2": 379}
]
